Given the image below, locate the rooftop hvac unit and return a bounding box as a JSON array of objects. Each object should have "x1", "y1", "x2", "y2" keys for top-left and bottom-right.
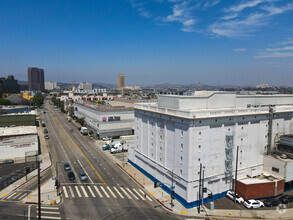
[{"x1": 247, "y1": 168, "x2": 262, "y2": 178}]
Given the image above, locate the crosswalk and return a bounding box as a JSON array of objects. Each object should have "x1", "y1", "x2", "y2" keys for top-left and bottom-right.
[
  {"x1": 1, "y1": 190, "x2": 31, "y2": 201},
  {"x1": 36, "y1": 206, "x2": 62, "y2": 220},
  {"x1": 61, "y1": 185, "x2": 153, "y2": 201}
]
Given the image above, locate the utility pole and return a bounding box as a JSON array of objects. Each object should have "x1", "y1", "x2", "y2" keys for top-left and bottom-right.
[
  {"x1": 234, "y1": 145, "x2": 239, "y2": 203},
  {"x1": 202, "y1": 167, "x2": 205, "y2": 207},
  {"x1": 198, "y1": 163, "x2": 202, "y2": 213},
  {"x1": 37, "y1": 160, "x2": 41, "y2": 220}
]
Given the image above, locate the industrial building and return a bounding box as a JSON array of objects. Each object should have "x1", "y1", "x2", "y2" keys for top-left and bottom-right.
[
  {"x1": 128, "y1": 91, "x2": 293, "y2": 208},
  {"x1": 74, "y1": 100, "x2": 134, "y2": 139},
  {"x1": 0, "y1": 126, "x2": 38, "y2": 160},
  {"x1": 28, "y1": 67, "x2": 44, "y2": 91}
]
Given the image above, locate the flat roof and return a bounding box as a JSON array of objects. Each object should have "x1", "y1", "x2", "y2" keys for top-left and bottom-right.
[
  {"x1": 239, "y1": 175, "x2": 282, "y2": 184},
  {"x1": 0, "y1": 126, "x2": 37, "y2": 137}
]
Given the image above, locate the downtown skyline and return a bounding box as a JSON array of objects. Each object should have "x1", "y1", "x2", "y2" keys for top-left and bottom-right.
[{"x1": 0, "y1": 0, "x2": 293, "y2": 86}]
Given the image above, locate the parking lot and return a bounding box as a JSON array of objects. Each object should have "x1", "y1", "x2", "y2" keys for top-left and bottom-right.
[{"x1": 205, "y1": 190, "x2": 293, "y2": 210}]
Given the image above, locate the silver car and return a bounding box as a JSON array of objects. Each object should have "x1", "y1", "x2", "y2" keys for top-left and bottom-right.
[{"x1": 79, "y1": 171, "x2": 88, "y2": 181}]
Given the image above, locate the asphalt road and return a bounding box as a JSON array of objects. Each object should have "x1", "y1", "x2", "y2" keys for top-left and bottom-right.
[{"x1": 42, "y1": 100, "x2": 180, "y2": 220}]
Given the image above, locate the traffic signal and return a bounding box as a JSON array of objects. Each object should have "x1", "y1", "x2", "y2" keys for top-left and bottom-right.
[
  {"x1": 203, "y1": 187, "x2": 207, "y2": 193},
  {"x1": 208, "y1": 193, "x2": 213, "y2": 199},
  {"x1": 154, "y1": 182, "x2": 162, "y2": 188}
]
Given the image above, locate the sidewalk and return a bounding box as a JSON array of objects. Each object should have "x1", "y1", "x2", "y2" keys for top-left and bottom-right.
[{"x1": 94, "y1": 139, "x2": 293, "y2": 219}]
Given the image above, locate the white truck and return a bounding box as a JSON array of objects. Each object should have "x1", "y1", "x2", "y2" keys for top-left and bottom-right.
[
  {"x1": 80, "y1": 127, "x2": 88, "y2": 135},
  {"x1": 110, "y1": 141, "x2": 128, "y2": 154}
]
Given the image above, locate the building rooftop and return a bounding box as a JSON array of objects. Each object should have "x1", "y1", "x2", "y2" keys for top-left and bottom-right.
[
  {"x1": 0, "y1": 126, "x2": 37, "y2": 137},
  {"x1": 77, "y1": 100, "x2": 134, "y2": 112},
  {"x1": 239, "y1": 174, "x2": 282, "y2": 184}
]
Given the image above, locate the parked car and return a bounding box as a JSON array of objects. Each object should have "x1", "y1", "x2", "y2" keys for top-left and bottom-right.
[
  {"x1": 0, "y1": 159, "x2": 14, "y2": 165},
  {"x1": 64, "y1": 163, "x2": 71, "y2": 171},
  {"x1": 43, "y1": 129, "x2": 48, "y2": 133},
  {"x1": 264, "y1": 198, "x2": 281, "y2": 207},
  {"x1": 102, "y1": 137, "x2": 112, "y2": 141},
  {"x1": 226, "y1": 191, "x2": 244, "y2": 204},
  {"x1": 102, "y1": 144, "x2": 110, "y2": 151},
  {"x1": 243, "y1": 199, "x2": 264, "y2": 209},
  {"x1": 45, "y1": 134, "x2": 49, "y2": 139},
  {"x1": 279, "y1": 195, "x2": 293, "y2": 204},
  {"x1": 67, "y1": 171, "x2": 75, "y2": 180},
  {"x1": 79, "y1": 171, "x2": 88, "y2": 181}
]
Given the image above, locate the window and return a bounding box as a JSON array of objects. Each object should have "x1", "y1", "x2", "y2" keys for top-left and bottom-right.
[
  {"x1": 181, "y1": 130, "x2": 183, "y2": 137},
  {"x1": 198, "y1": 158, "x2": 201, "y2": 162},
  {"x1": 180, "y1": 156, "x2": 183, "y2": 164},
  {"x1": 181, "y1": 144, "x2": 183, "y2": 151},
  {"x1": 241, "y1": 127, "x2": 244, "y2": 130},
  {"x1": 199, "y1": 132, "x2": 201, "y2": 135},
  {"x1": 199, "y1": 145, "x2": 201, "y2": 149},
  {"x1": 180, "y1": 169, "x2": 182, "y2": 176},
  {"x1": 272, "y1": 167, "x2": 279, "y2": 173},
  {"x1": 199, "y1": 120, "x2": 202, "y2": 123},
  {"x1": 160, "y1": 157, "x2": 162, "y2": 161}
]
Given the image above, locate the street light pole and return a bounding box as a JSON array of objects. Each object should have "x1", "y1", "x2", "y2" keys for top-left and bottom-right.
[
  {"x1": 198, "y1": 163, "x2": 202, "y2": 214},
  {"x1": 37, "y1": 160, "x2": 41, "y2": 220},
  {"x1": 234, "y1": 145, "x2": 239, "y2": 204}
]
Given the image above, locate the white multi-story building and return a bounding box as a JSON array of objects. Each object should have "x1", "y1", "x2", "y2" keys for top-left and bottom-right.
[
  {"x1": 45, "y1": 81, "x2": 58, "y2": 90},
  {"x1": 78, "y1": 82, "x2": 92, "y2": 90},
  {"x1": 74, "y1": 100, "x2": 134, "y2": 139},
  {"x1": 129, "y1": 91, "x2": 293, "y2": 208}
]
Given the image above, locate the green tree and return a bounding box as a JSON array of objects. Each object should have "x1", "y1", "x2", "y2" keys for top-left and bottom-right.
[
  {"x1": 33, "y1": 95, "x2": 44, "y2": 107},
  {"x1": 0, "y1": 98, "x2": 11, "y2": 105},
  {"x1": 78, "y1": 117, "x2": 85, "y2": 126}
]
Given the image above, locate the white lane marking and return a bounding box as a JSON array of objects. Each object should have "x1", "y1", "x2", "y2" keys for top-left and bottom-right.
[
  {"x1": 113, "y1": 186, "x2": 124, "y2": 199},
  {"x1": 75, "y1": 186, "x2": 82, "y2": 197},
  {"x1": 94, "y1": 186, "x2": 103, "y2": 198},
  {"x1": 107, "y1": 187, "x2": 117, "y2": 198},
  {"x1": 6, "y1": 192, "x2": 17, "y2": 199},
  {"x1": 127, "y1": 188, "x2": 139, "y2": 200},
  {"x1": 38, "y1": 216, "x2": 61, "y2": 219},
  {"x1": 139, "y1": 189, "x2": 152, "y2": 201},
  {"x1": 87, "y1": 186, "x2": 96, "y2": 197},
  {"x1": 100, "y1": 186, "x2": 110, "y2": 198},
  {"x1": 80, "y1": 186, "x2": 89, "y2": 197},
  {"x1": 18, "y1": 193, "x2": 28, "y2": 200},
  {"x1": 13, "y1": 192, "x2": 25, "y2": 200},
  {"x1": 69, "y1": 186, "x2": 75, "y2": 198},
  {"x1": 41, "y1": 207, "x2": 59, "y2": 210},
  {"x1": 132, "y1": 188, "x2": 145, "y2": 200},
  {"x1": 120, "y1": 187, "x2": 132, "y2": 199},
  {"x1": 63, "y1": 186, "x2": 68, "y2": 198},
  {"x1": 77, "y1": 160, "x2": 93, "y2": 184},
  {"x1": 28, "y1": 205, "x2": 31, "y2": 220},
  {"x1": 37, "y1": 211, "x2": 60, "y2": 214}
]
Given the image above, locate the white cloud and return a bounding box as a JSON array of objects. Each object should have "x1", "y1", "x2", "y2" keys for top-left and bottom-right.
[
  {"x1": 234, "y1": 48, "x2": 247, "y2": 52},
  {"x1": 262, "y1": 3, "x2": 293, "y2": 16},
  {"x1": 266, "y1": 46, "x2": 293, "y2": 51},
  {"x1": 163, "y1": 1, "x2": 197, "y2": 32},
  {"x1": 210, "y1": 13, "x2": 266, "y2": 38},
  {"x1": 226, "y1": 0, "x2": 264, "y2": 12},
  {"x1": 255, "y1": 52, "x2": 293, "y2": 58},
  {"x1": 278, "y1": 38, "x2": 293, "y2": 45},
  {"x1": 130, "y1": 0, "x2": 151, "y2": 18},
  {"x1": 203, "y1": 0, "x2": 221, "y2": 8},
  {"x1": 221, "y1": 13, "x2": 238, "y2": 20}
]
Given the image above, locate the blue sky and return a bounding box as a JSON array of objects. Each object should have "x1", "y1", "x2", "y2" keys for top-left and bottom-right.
[{"x1": 0, "y1": 0, "x2": 293, "y2": 86}]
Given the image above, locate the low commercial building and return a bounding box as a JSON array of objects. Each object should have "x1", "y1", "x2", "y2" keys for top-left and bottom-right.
[
  {"x1": 0, "y1": 126, "x2": 38, "y2": 160},
  {"x1": 129, "y1": 91, "x2": 293, "y2": 208},
  {"x1": 45, "y1": 81, "x2": 58, "y2": 90},
  {"x1": 74, "y1": 100, "x2": 134, "y2": 139}
]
